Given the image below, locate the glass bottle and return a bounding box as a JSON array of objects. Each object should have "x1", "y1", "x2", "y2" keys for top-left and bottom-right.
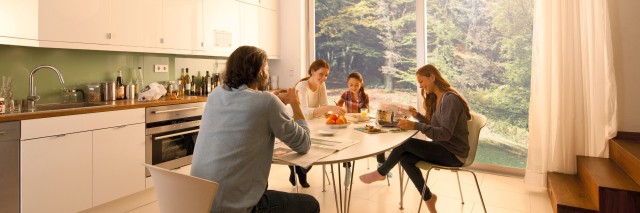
[{"x1": 184, "y1": 68, "x2": 191, "y2": 96}]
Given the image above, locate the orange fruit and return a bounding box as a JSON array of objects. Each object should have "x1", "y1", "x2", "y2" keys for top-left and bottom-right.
[
  {"x1": 335, "y1": 118, "x2": 345, "y2": 124},
  {"x1": 339, "y1": 116, "x2": 347, "y2": 123},
  {"x1": 329, "y1": 114, "x2": 338, "y2": 121},
  {"x1": 326, "y1": 119, "x2": 336, "y2": 125}
]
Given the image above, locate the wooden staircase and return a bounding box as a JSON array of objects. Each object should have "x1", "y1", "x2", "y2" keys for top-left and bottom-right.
[{"x1": 547, "y1": 135, "x2": 640, "y2": 213}]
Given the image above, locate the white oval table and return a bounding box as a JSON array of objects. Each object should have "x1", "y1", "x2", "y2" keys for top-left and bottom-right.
[{"x1": 285, "y1": 118, "x2": 418, "y2": 213}]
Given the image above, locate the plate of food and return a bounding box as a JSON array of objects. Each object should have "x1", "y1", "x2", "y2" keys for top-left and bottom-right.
[{"x1": 345, "y1": 113, "x2": 370, "y2": 122}]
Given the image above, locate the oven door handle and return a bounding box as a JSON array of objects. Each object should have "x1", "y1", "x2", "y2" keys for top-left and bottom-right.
[
  {"x1": 152, "y1": 106, "x2": 202, "y2": 114},
  {"x1": 154, "y1": 129, "x2": 200, "y2": 140}
]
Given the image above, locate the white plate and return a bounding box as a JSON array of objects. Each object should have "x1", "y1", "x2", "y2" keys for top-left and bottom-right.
[
  {"x1": 345, "y1": 113, "x2": 370, "y2": 122},
  {"x1": 318, "y1": 129, "x2": 337, "y2": 136}
]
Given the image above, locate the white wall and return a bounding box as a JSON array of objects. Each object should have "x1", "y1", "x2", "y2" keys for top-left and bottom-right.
[
  {"x1": 268, "y1": 0, "x2": 307, "y2": 89},
  {"x1": 609, "y1": 0, "x2": 640, "y2": 132}
]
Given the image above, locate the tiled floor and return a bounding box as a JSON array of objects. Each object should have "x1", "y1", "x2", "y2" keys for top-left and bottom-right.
[{"x1": 266, "y1": 157, "x2": 553, "y2": 213}]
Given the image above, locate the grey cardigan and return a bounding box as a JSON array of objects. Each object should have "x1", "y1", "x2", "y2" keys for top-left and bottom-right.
[
  {"x1": 414, "y1": 92, "x2": 470, "y2": 162},
  {"x1": 191, "y1": 85, "x2": 311, "y2": 213}
]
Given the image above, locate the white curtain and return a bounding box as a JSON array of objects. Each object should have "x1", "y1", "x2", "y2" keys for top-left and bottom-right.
[{"x1": 525, "y1": 0, "x2": 618, "y2": 186}]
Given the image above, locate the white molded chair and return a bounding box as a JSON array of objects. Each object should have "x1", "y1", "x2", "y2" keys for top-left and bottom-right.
[
  {"x1": 144, "y1": 164, "x2": 219, "y2": 213},
  {"x1": 400, "y1": 112, "x2": 487, "y2": 213}
]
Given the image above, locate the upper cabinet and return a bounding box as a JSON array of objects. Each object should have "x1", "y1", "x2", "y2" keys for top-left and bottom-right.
[
  {"x1": 0, "y1": 0, "x2": 39, "y2": 46},
  {"x1": 163, "y1": 0, "x2": 202, "y2": 51},
  {"x1": 238, "y1": 0, "x2": 279, "y2": 59},
  {"x1": 39, "y1": 0, "x2": 110, "y2": 44},
  {"x1": 4, "y1": 0, "x2": 279, "y2": 57},
  {"x1": 200, "y1": 0, "x2": 240, "y2": 57},
  {"x1": 38, "y1": 0, "x2": 199, "y2": 54}
]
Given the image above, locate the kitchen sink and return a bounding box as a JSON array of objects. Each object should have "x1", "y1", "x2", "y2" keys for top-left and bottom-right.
[{"x1": 30, "y1": 102, "x2": 111, "y2": 112}]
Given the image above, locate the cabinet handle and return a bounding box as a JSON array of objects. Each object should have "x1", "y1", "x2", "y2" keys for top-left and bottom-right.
[
  {"x1": 201, "y1": 42, "x2": 204, "y2": 47},
  {"x1": 152, "y1": 106, "x2": 202, "y2": 114},
  {"x1": 0, "y1": 131, "x2": 5, "y2": 135},
  {"x1": 106, "y1": 33, "x2": 112, "y2": 39},
  {"x1": 115, "y1": 125, "x2": 127, "y2": 129},
  {"x1": 53, "y1": 134, "x2": 67, "y2": 138},
  {"x1": 160, "y1": 38, "x2": 164, "y2": 44}
]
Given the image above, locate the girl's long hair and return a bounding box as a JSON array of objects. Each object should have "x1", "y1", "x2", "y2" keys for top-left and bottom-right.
[
  {"x1": 417, "y1": 64, "x2": 471, "y2": 122},
  {"x1": 348, "y1": 72, "x2": 367, "y2": 103}
]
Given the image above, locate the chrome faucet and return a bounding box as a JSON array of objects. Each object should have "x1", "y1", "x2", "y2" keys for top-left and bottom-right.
[{"x1": 27, "y1": 65, "x2": 65, "y2": 111}]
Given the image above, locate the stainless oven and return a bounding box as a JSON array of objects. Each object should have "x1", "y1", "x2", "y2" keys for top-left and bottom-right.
[{"x1": 145, "y1": 102, "x2": 205, "y2": 176}]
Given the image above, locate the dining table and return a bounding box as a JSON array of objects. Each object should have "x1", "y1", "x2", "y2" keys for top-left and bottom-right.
[{"x1": 279, "y1": 116, "x2": 418, "y2": 213}]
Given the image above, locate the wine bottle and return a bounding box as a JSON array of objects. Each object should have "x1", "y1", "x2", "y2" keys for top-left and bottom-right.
[
  {"x1": 191, "y1": 75, "x2": 196, "y2": 95},
  {"x1": 116, "y1": 70, "x2": 125, "y2": 100},
  {"x1": 204, "y1": 71, "x2": 211, "y2": 95},
  {"x1": 184, "y1": 68, "x2": 191, "y2": 96}
]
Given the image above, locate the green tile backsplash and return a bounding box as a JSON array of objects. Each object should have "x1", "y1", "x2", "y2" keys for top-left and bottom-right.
[{"x1": 0, "y1": 45, "x2": 221, "y2": 103}]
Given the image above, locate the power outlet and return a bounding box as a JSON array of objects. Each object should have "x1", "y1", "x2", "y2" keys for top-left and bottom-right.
[{"x1": 154, "y1": 64, "x2": 168, "y2": 73}]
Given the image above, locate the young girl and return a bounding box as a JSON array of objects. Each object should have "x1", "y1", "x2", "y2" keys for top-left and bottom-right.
[
  {"x1": 336, "y1": 72, "x2": 369, "y2": 113},
  {"x1": 335, "y1": 72, "x2": 388, "y2": 186}
]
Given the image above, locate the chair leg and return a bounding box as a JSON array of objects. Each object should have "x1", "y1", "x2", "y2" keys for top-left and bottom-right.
[
  {"x1": 455, "y1": 171, "x2": 464, "y2": 204},
  {"x1": 467, "y1": 170, "x2": 487, "y2": 213},
  {"x1": 417, "y1": 167, "x2": 434, "y2": 213},
  {"x1": 322, "y1": 165, "x2": 326, "y2": 192},
  {"x1": 399, "y1": 166, "x2": 406, "y2": 210}
]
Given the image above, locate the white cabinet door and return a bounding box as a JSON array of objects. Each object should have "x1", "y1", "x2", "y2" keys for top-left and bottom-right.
[
  {"x1": 202, "y1": 0, "x2": 239, "y2": 56},
  {"x1": 239, "y1": 2, "x2": 259, "y2": 47},
  {"x1": 163, "y1": 0, "x2": 199, "y2": 50},
  {"x1": 259, "y1": 7, "x2": 279, "y2": 58},
  {"x1": 0, "y1": 0, "x2": 38, "y2": 46},
  {"x1": 111, "y1": 0, "x2": 161, "y2": 48},
  {"x1": 21, "y1": 131, "x2": 93, "y2": 213},
  {"x1": 93, "y1": 123, "x2": 145, "y2": 206},
  {"x1": 39, "y1": 0, "x2": 110, "y2": 44}
]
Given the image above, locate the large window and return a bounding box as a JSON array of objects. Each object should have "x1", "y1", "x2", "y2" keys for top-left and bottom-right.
[{"x1": 314, "y1": 0, "x2": 533, "y2": 169}]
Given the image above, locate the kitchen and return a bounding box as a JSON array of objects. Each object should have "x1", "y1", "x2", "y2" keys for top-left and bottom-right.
[
  {"x1": 2, "y1": 0, "x2": 640, "y2": 213},
  {"x1": 0, "y1": 0, "x2": 289, "y2": 212}
]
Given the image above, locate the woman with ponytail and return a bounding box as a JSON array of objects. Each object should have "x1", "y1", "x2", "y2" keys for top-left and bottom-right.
[{"x1": 359, "y1": 64, "x2": 471, "y2": 213}]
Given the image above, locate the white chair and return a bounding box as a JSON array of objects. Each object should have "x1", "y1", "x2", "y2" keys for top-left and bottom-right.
[
  {"x1": 144, "y1": 164, "x2": 219, "y2": 213},
  {"x1": 400, "y1": 112, "x2": 487, "y2": 213}
]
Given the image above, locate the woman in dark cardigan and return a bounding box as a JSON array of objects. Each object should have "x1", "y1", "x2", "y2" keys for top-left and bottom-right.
[{"x1": 359, "y1": 64, "x2": 471, "y2": 213}]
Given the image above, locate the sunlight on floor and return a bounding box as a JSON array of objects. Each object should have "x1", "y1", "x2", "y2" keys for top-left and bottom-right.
[{"x1": 267, "y1": 157, "x2": 552, "y2": 213}]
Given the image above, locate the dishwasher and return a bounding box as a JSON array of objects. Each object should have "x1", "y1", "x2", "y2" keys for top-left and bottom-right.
[{"x1": 0, "y1": 121, "x2": 20, "y2": 213}]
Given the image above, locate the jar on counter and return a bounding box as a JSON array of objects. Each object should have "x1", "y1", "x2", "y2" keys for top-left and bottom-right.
[
  {"x1": 86, "y1": 83, "x2": 101, "y2": 102},
  {"x1": 0, "y1": 97, "x2": 5, "y2": 114}
]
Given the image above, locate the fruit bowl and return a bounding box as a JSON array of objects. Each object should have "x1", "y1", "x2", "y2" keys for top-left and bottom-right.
[{"x1": 326, "y1": 123, "x2": 350, "y2": 129}]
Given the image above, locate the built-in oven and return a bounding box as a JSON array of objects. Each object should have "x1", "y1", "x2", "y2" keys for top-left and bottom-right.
[{"x1": 145, "y1": 102, "x2": 205, "y2": 176}]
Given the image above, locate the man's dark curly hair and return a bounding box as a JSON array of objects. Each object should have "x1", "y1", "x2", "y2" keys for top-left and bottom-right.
[{"x1": 223, "y1": 46, "x2": 268, "y2": 89}]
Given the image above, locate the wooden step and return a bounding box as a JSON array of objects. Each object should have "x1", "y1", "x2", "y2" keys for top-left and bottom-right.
[
  {"x1": 577, "y1": 156, "x2": 640, "y2": 212},
  {"x1": 547, "y1": 172, "x2": 598, "y2": 213},
  {"x1": 610, "y1": 138, "x2": 640, "y2": 185}
]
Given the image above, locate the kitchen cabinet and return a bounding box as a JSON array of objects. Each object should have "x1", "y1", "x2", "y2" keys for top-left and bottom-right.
[
  {"x1": 38, "y1": 0, "x2": 200, "y2": 54},
  {"x1": 93, "y1": 123, "x2": 145, "y2": 206},
  {"x1": 239, "y1": 0, "x2": 280, "y2": 58},
  {"x1": 21, "y1": 131, "x2": 93, "y2": 213},
  {"x1": 20, "y1": 108, "x2": 145, "y2": 213},
  {"x1": 163, "y1": 0, "x2": 202, "y2": 51},
  {"x1": 38, "y1": 0, "x2": 110, "y2": 45},
  {"x1": 199, "y1": 0, "x2": 240, "y2": 57},
  {"x1": 0, "y1": 0, "x2": 39, "y2": 47},
  {"x1": 237, "y1": 0, "x2": 277, "y2": 10}
]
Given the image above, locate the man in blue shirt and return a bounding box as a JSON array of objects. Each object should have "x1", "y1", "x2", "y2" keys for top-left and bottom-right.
[{"x1": 191, "y1": 46, "x2": 320, "y2": 213}]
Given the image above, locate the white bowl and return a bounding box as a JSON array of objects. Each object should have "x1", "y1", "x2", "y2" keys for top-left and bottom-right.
[{"x1": 326, "y1": 123, "x2": 350, "y2": 129}]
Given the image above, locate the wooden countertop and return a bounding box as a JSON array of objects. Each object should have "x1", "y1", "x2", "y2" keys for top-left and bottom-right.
[{"x1": 0, "y1": 96, "x2": 208, "y2": 122}]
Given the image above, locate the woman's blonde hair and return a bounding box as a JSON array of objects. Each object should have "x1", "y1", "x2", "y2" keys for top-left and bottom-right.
[{"x1": 417, "y1": 64, "x2": 471, "y2": 122}]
